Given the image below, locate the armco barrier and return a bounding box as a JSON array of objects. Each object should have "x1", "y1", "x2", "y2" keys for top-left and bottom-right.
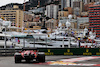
[
  {"x1": 0, "y1": 48, "x2": 100, "y2": 56},
  {"x1": 38, "y1": 48, "x2": 100, "y2": 55},
  {"x1": 0, "y1": 48, "x2": 21, "y2": 56}
]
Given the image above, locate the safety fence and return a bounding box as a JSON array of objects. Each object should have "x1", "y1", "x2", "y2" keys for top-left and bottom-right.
[{"x1": 0, "y1": 48, "x2": 100, "y2": 56}]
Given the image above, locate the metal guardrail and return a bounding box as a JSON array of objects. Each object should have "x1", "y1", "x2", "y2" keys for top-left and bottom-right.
[
  {"x1": 0, "y1": 48, "x2": 100, "y2": 56},
  {"x1": 0, "y1": 48, "x2": 21, "y2": 56}
]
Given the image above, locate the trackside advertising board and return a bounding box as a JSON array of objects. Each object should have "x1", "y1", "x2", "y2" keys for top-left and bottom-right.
[{"x1": 38, "y1": 48, "x2": 100, "y2": 55}]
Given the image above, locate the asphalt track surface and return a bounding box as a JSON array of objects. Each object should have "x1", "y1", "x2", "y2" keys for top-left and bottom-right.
[{"x1": 0, "y1": 56, "x2": 100, "y2": 67}]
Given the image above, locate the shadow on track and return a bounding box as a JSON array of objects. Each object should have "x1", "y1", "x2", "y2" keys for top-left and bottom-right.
[{"x1": 15, "y1": 60, "x2": 45, "y2": 64}]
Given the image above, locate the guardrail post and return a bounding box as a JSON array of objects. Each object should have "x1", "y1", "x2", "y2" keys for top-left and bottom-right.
[
  {"x1": 4, "y1": 27, "x2": 7, "y2": 49},
  {"x1": 34, "y1": 38, "x2": 35, "y2": 47},
  {"x1": 68, "y1": 39, "x2": 71, "y2": 48},
  {"x1": 62, "y1": 39, "x2": 64, "y2": 48},
  {"x1": 4, "y1": 48, "x2": 6, "y2": 56},
  {"x1": 46, "y1": 37, "x2": 47, "y2": 48},
  {"x1": 23, "y1": 37, "x2": 25, "y2": 47}
]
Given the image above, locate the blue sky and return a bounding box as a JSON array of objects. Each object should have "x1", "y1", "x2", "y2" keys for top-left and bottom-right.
[{"x1": 0, "y1": 0, "x2": 29, "y2": 7}]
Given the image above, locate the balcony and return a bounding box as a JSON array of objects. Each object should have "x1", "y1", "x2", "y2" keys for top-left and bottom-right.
[
  {"x1": 89, "y1": 18, "x2": 100, "y2": 20},
  {"x1": 89, "y1": 10, "x2": 100, "y2": 12},
  {"x1": 89, "y1": 25, "x2": 100, "y2": 27},
  {"x1": 89, "y1": 8, "x2": 100, "y2": 10},
  {"x1": 89, "y1": 15, "x2": 100, "y2": 17},
  {"x1": 89, "y1": 23, "x2": 100, "y2": 24},
  {"x1": 89, "y1": 20, "x2": 100, "y2": 22}
]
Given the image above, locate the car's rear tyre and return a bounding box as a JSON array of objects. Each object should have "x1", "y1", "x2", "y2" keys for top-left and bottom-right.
[
  {"x1": 36, "y1": 54, "x2": 45, "y2": 62},
  {"x1": 15, "y1": 56, "x2": 21, "y2": 63}
]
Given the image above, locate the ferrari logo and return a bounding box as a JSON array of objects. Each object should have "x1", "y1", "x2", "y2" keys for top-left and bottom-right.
[{"x1": 45, "y1": 49, "x2": 53, "y2": 55}]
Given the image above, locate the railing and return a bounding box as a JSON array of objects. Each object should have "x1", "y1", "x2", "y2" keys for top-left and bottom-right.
[
  {"x1": 0, "y1": 48, "x2": 21, "y2": 56},
  {"x1": 0, "y1": 48, "x2": 100, "y2": 56}
]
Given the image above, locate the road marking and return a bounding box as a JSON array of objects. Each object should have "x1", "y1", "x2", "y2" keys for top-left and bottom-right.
[
  {"x1": 47, "y1": 61, "x2": 96, "y2": 66},
  {"x1": 93, "y1": 64, "x2": 100, "y2": 66},
  {"x1": 59, "y1": 56, "x2": 100, "y2": 62},
  {"x1": 50, "y1": 63, "x2": 96, "y2": 66},
  {"x1": 35, "y1": 56, "x2": 100, "y2": 66}
]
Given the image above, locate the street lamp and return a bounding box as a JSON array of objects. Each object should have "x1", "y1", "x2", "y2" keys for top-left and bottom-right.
[{"x1": 3, "y1": 23, "x2": 9, "y2": 49}]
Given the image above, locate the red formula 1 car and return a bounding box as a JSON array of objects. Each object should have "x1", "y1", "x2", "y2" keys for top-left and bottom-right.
[{"x1": 14, "y1": 48, "x2": 45, "y2": 63}]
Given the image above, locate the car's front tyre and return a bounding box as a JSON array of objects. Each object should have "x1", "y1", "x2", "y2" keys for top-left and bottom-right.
[
  {"x1": 36, "y1": 54, "x2": 45, "y2": 62},
  {"x1": 15, "y1": 56, "x2": 21, "y2": 63}
]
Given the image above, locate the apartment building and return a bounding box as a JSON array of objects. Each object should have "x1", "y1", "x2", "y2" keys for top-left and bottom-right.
[
  {"x1": 58, "y1": 11, "x2": 69, "y2": 20},
  {"x1": 89, "y1": 2, "x2": 100, "y2": 36},
  {"x1": 46, "y1": 4, "x2": 58, "y2": 19},
  {"x1": 0, "y1": 5, "x2": 23, "y2": 32}
]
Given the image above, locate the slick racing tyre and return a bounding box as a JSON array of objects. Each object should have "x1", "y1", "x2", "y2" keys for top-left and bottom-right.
[
  {"x1": 15, "y1": 56, "x2": 21, "y2": 63},
  {"x1": 37, "y1": 54, "x2": 45, "y2": 62}
]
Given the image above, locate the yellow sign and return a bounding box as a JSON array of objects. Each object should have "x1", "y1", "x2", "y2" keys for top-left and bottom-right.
[
  {"x1": 45, "y1": 49, "x2": 54, "y2": 55},
  {"x1": 45, "y1": 52, "x2": 54, "y2": 55},
  {"x1": 64, "y1": 49, "x2": 73, "y2": 55},
  {"x1": 96, "y1": 49, "x2": 100, "y2": 55},
  {"x1": 78, "y1": 38, "x2": 80, "y2": 40},
  {"x1": 83, "y1": 49, "x2": 92, "y2": 55},
  {"x1": 85, "y1": 49, "x2": 89, "y2": 52},
  {"x1": 48, "y1": 49, "x2": 50, "y2": 52},
  {"x1": 67, "y1": 49, "x2": 70, "y2": 52}
]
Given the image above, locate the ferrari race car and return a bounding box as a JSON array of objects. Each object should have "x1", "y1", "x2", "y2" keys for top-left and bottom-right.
[{"x1": 14, "y1": 48, "x2": 45, "y2": 63}]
